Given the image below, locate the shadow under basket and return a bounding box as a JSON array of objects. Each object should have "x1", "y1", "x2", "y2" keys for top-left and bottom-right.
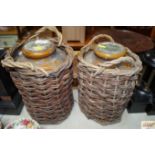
[
  {"x1": 1, "y1": 27, "x2": 74, "y2": 124},
  {"x1": 78, "y1": 34, "x2": 142, "y2": 124}
]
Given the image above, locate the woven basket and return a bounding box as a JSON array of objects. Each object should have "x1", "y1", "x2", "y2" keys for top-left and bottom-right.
[
  {"x1": 78, "y1": 34, "x2": 142, "y2": 124},
  {"x1": 1, "y1": 27, "x2": 74, "y2": 124}
]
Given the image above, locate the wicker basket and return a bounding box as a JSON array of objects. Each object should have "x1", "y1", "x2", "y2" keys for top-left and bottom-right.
[
  {"x1": 2, "y1": 27, "x2": 74, "y2": 124},
  {"x1": 78, "y1": 34, "x2": 142, "y2": 124}
]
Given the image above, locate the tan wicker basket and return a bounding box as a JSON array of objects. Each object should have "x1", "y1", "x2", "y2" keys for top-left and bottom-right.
[
  {"x1": 78, "y1": 34, "x2": 142, "y2": 124},
  {"x1": 2, "y1": 27, "x2": 74, "y2": 124}
]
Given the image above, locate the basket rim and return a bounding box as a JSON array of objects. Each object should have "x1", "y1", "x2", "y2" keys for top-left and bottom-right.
[
  {"x1": 78, "y1": 45, "x2": 142, "y2": 76},
  {"x1": 2, "y1": 44, "x2": 74, "y2": 77}
]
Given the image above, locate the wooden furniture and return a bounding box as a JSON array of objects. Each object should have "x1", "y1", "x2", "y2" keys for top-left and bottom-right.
[
  {"x1": 150, "y1": 27, "x2": 155, "y2": 42},
  {"x1": 0, "y1": 49, "x2": 23, "y2": 115},
  {"x1": 0, "y1": 27, "x2": 23, "y2": 115},
  {"x1": 62, "y1": 26, "x2": 85, "y2": 44},
  {"x1": 63, "y1": 27, "x2": 154, "y2": 51},
  {"x1": 0, "y1": 27, "x2": 18, "y2": 35},
  {"x1": 91, "y1": 29, "x2": 154, "y2": 53},
  {"x1": 0, "y1": 27, "x2": 19, "y2": 49}
]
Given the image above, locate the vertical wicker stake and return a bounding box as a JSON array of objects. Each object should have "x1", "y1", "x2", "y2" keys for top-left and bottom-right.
[
  {"x1": 1, "y1": 26, "x2": 74, "y2": 124},
  {"x1": 78, "y1": 34, "x2": 142, "y2": 125}
]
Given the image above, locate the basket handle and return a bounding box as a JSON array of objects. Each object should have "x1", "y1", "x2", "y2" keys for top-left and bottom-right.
[
  {"x1": 86, "y1": 34, "x2": 115, "y2": 48},
  {"x1": 99, "y1": 54, "x2": 135, "y2": 67},
  {"x1": 93, "y1": 48, "x2": 142, "y2": 76},
  {"x1": 2, "y1": 45, "x2": 74, "y2": 77},
  {"x1": 27, "y1": 26, "x2": 62, "y2": 46}
]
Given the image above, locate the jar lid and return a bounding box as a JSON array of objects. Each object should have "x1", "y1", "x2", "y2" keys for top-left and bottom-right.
[
  {"x1": 94, "y1": 42, "x2": 126, "y2": 60},
  {"x1": 22, "y1": 38, "x2": 55, "y2": 59}
]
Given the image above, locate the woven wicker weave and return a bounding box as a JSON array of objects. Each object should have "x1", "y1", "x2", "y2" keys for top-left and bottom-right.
[
  {"x1": 2, "y1": 27, "x2": 74, "y2": 124},
  {"x1": 78, "y1": 34, "x2": 142, "y2": 124}
]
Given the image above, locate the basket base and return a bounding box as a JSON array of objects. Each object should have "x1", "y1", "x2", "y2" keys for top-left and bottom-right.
[
  {"x1": 79, "y1": 105, "x2": 122, "y2": 125},
  {"x1": 90, "y1": 116, "x2": 122, "y2": 126},
  {"x1": 28, "y1": 106, "x2": 73, "y2": 124},
  {"x1": 25, "y1": 93, "x2": 74, "y2": 124}
]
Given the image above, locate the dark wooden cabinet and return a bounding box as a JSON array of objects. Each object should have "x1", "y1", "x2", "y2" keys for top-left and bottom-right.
[{"x1": 0, "y1": 49, "x2": 23, "y2": 115}]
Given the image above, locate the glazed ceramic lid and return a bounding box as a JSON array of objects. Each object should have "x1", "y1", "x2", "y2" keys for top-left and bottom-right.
[
  {"x1": 94, "y1": 42, "x2": 126, "y2": 60},
  {"x1": 22, "y1": 38, "x2": 55, "y2": 59},
  {"x1": 84, "y1": 47, "x2": 131, "y2": 69},
  {"x1": 5, "y1": 118, "x2": 40, "y2": 129}
]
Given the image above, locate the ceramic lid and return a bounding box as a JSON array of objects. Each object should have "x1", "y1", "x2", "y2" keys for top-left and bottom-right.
[
  {"x1": 84, "y1": 48, "x2": 131, "y2": 70},
  {"x1": 94, "y1": 42, "x2": 126, "y2": 60},
  {"x1": 22, "y1": 38, "x2": 55, "y2": 59}
]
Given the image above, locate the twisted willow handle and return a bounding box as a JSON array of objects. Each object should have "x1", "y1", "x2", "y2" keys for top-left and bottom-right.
[
  {"x1": 86, "y1": 34, "x2": 114, "y2": 47},
  {"x1": 80, "y1": 34, "x2": 115, "y2": 60},
  {"x1": 1, "y1": 45, "x2": 74, "y2": 77},
  {"x1": 27, "y1": 26, "x2": 62, "y2": 46},
  {"x1": 9, "y1": 26, "x2": 62, "y2": 55},
  {"x1": 1, "y1": 55, "x2": 49, "y2": 76}
]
